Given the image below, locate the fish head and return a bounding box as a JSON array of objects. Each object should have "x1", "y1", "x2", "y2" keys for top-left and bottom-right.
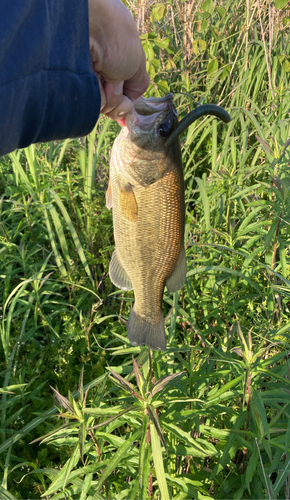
[
  {"x1": 114, "y1": 94, "x2": 179, "y2": 187},
  {"x1": 125, "y1": 94, "x2": 178, "y2": 150}
]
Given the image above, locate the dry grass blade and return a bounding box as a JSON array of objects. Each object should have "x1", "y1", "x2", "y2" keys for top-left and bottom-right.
[
  {"x1": 132, "y1": 357, "x2": 145, "y2": 396},
  {"x1": 108, "y1": 367, "x2": 135, "y2": 394},
  {"x1": 78, "y1": 366, "x2": 84, "y2": 405},
  {"x1": 50, "y1": 386, "x2": 74, "y2": 414},
  {"x1": 150, "y1": 371, "x2": 186, "y2": 397}
]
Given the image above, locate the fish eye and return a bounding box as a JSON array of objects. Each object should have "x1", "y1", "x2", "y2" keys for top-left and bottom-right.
[{"x1": 158, "y1": 121, "x2": 173, "y2": 137}]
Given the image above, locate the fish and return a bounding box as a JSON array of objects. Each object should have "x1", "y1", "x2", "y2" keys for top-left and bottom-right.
[{"x1": 106, "y1": 94, "x2": 231, "y2": 351}]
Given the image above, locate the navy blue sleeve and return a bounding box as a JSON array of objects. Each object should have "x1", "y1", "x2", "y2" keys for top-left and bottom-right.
[{"x1": 0, "y1": 0, "x2": 101, "y2": 156}]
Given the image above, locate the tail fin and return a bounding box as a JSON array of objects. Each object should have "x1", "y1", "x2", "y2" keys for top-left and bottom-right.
[{"x1": 127, "y1": 308, "x2": 166, "y2": 351}]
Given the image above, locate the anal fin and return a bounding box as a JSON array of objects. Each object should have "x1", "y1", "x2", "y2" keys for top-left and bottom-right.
[
  {"x1": 109, "y1": 249, "x2": 132, "y2": 291},
  {"x1": 166, "y1": 245, "x2": 187, "y2": 294}
]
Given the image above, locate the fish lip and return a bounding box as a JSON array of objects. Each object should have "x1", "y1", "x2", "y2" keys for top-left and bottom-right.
[
  {"x1": 138, "y1": 93, "x2": 173, "y2": 103},
  {"x1": 133, "y1": 94, "x2": 174, "y2": 117}
]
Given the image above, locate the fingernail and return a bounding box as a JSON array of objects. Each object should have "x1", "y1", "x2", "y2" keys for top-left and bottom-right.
[
  {"x1": 113, "y1": 81, "x2": 124, "y2": 95},
  {"x1": 117, "y1": 111, "x2": 126, "y2": 117}
]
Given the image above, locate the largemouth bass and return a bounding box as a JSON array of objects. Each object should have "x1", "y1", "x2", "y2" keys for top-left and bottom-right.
[
  {"x1": 106, "y1": 95, "x2": 231, "y2": 351},
  {"x1": 106, "y1": 94, "x2": 184, "y2": 350}
]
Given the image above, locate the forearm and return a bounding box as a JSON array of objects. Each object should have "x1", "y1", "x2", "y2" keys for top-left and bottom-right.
[{"x1": 0, "y1": 0, "x2": 100, "y2": 156}]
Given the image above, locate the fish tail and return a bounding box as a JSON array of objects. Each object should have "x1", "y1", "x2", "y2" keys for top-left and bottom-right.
[{"x1": 127, "y1": 308, "x2": 166, "y2": 351}]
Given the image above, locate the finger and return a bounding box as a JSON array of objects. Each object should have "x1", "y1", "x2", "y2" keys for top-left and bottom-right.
[
  {"x1": 96, "y1": 75, "x2": 107, "y2": 110},
  {"x1": 123, "y1": 50, "x2": 150, "y2": 101},
  {"x1": 101, "y1": 81, "x2": 124, "y2": 115},
  {"x1": 103, "y1": 95, "x2": 134, "y2": 121}
]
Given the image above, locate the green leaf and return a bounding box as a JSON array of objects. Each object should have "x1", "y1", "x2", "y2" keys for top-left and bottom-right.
[
  {"x1": 206, "y1": 375, "x2": 244, "y2": 403},
  {"x1": 274, "y1": 456, "x2": 290, "y2": 494},
  {"x1": 151, "y1": 4, "x2": 166, "y2": 21},
  {"x1": 150, "y1": 422, "x2": 169, "y2": 500},
  {"x1": 155, "y1": 37, "x2": 170, "y2": 49},
  {"x1": 193, "y1": 39, "x2": 207, "y2": 53},
  {"x1": 142, "y1": 41, "x2": 155, "y2": 62},
  {"x1": 63, "y1": 444, "x2": 80, "y2": 492},
  {"x1": 285, "y1": 418, "x2": 290, "y2": 455},
  {"x1": 147, "y1": 405, "x2": 168, "y2": 453},
  {"x1": 79, "y1": 422, "x2": 86, "y2": 465},
  {"x1": 96, "y1": 429, "x2": 141, "y2": 492},
  {"x1": 0, "y1": 485, "x2": 18, "y2": 500},
  {"x1": 30, "y1": 422, "x2": 77, "y2": 445},
  {"x1": 216, "y1": 6, "x2": 225, "y2": 17},
  {"x1": 9, "y1": 152, "x2": 34, "y2": 195},
  {"x1": 139, "y1": 415, "x2": 149, "y2": 492},
  {"x1": 48, "y1": 204, "x2": 71, "y2": 272},
  {"x1": 283, "y1": 59, "x2": 290, "y2": 72},
  {"x1": 202, "y1": 0, "x2": 214, "y2": 15},
  {"x1": 210, "y1": 412, "x2": 247, "y2": 479},
  {"x1": 48, "y1": 189, "x2": 94, "y2": 285},
  {"x1": 251, "y1": 389, "x2": 270, "y2": 441},
  {"x1": 207, "y1": 59, "x2": 218, "y2": 74},
  {"x1": 157, "y1": 80, "x2": 170, "y2": 94},
  {"x1": 80, "y1": 472, "x2": 92, "y2": 500},
  {"x1": 264, "y1": 219, "x2": 278, "y2": 250},
  {"x1": 162, "y1": 422, "x2": 212, "y2": 457},
  {"x1": 199, "y1": 19, "x2": 208, "y2": 32},
  {"x1": 192, "y1": 40, "x2": 199, "y2": 54},
  {"x1": 245, "y1": 440, "x2": 259, "y2": 493},
  {"x1": 274, "y1": 0, "x2": 288, "y2": 8},
  {"x1": 88, "y1": 406, "x2": 136, "y2": 430},
  {"x1": 195, "y1": 177, "x2": 210, "y2": 232},
  {"x1": 278, "y1": 238, "x2": 287, "y2": 278},
  {"x1": 43, "y1": 208, "x2": 67, "y2": 277},
  {"x1": 199, "y1": 39, "x2": 207, "y2": 51},
  {"x1": 42, "y1": 444, "x2": 83, "y2": 496}
]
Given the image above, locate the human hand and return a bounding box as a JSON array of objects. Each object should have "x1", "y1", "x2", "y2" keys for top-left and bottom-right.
[{"x1": 88, "y1": 0, "x2": 150, "y2": 121}]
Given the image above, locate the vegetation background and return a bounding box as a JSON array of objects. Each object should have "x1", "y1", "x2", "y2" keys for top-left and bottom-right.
[{"x1": 0, "y1": 0, "x2": 290, "y2": 498}]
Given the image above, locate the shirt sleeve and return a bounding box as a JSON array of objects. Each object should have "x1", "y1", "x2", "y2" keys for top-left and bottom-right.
[{"x1": 0, "y1": 0, "x2": 101, "y2": 156}]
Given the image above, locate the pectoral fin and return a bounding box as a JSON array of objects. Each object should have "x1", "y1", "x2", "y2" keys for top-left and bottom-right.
[
  {"x1": 109, "y1": 249, "x2": 132, "y2": 291},
  {"x1": 106, "y1": 179, "x2": 113, "y2": 209},
  {"x1": 119, "y1": 185, "x2": 138, "y2": 222},
  {"x1": 166, "y1": 246, "x2": 187, "y2": 294}
]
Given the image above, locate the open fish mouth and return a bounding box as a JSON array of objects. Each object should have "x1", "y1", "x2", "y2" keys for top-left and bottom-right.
[{"x1": 126, "y1": 94, "x2": 177, "y2": 135}]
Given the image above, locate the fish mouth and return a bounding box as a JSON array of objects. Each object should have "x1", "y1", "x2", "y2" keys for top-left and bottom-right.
[{"x1": 128, "y1": 94, "x2": 176, "y2": 132}]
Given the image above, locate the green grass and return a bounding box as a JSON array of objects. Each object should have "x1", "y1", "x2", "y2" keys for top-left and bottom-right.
[{"x1": 1, "y1": 0, "x2": 290, "y2": 498}]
